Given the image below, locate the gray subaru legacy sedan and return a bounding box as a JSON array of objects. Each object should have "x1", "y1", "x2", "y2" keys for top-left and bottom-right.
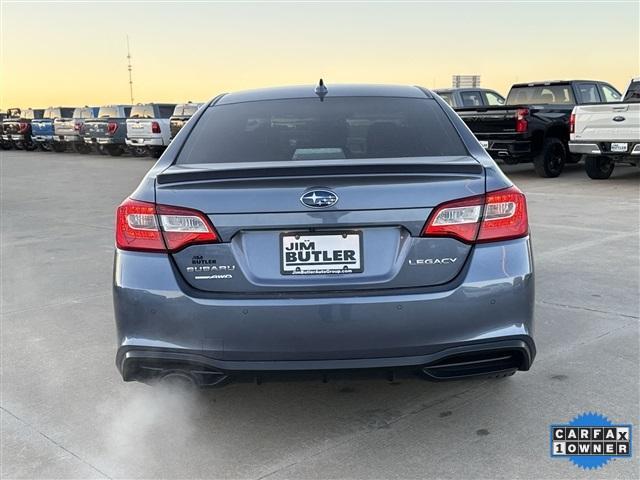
[{"x1": 113, "y1": 83, "x2": 535, "y2": 387}]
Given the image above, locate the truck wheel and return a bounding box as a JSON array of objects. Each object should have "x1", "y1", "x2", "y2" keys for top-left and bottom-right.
[
  {"x1": 151, "y1": 147, "x2": 164, "y2": 159},
  {"x1": 585, "y1": 156, "x2": 614, "y2": 180},
  {"x1": 0, "y1": 142, "x2": 12, "y2": 150},
  {"x1": 106, "y1": 145, "x2": 123, "y2": 157},
  {"x1": 130, "y1": 146, "x2": 148, "y2": 157},
  {"x1": 534, "y1": 137, "x2": 565, "y2": 178},
  {"x1": 24, "y1": 142, "x2": 37, "y2": 151},
  {"x1": 52, "y1": 142, "x2": 66, "y2": 153},
  {"x1": 74, "y1": 143, "x2": 91, "y2": 154}
]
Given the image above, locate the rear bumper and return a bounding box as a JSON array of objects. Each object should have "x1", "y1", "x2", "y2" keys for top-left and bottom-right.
[
  {"x1": 477, "y1": 138, "x2": 533, "y2": 160},
  {"x1": 126, "y1": 137, "x2": 165, "y2": 147},
  {"x1": 55, "y1": 134, "x2": 82, "y2": 143},
  {"x1": 114, "y1": 236, "x2": 536, "y2": 382},
  {"x1": 31, "y1": 135, "x2": 53, "y2": 142},
  {"x1": 569, "y1": 141, "x2": 640, "y2": 156}
]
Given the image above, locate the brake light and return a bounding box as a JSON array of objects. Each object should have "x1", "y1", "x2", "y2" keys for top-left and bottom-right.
[
  {"x1": 515, "y1": 108, "x2": 529, "y2": 133},
  {"x1": 151, "y1": 121, "x2": 161, "y2": 134},
  {"x1": 107, "y1": 121, "x2": 118, "y2": 135},
  {"x1": 18, "y1": 122, "x2": 29, "y2": 133},
  {"x1": 477, "y1": 186, "x2": 528, "y2": 242},
  {"x1": 569, "y1": 109, "x2": 576, "y2": 134},
  {"x1": 422, "y1": 186, "x2": 528, "y2": 243},
  {"x1": 116, "y1": 198, "x2": 219, "y2": 252}
]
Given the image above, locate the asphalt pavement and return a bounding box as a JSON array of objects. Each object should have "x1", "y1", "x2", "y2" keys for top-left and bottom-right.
[{"x1": 1, "y1": 151, "x2": 638, "y2": 479}]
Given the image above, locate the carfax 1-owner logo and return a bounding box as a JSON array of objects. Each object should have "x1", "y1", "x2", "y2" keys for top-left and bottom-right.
[{"x1": 550, "y1": 412, "x2": 633, "y2": 470}]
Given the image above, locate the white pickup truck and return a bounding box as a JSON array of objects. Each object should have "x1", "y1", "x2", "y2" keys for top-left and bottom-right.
[
  {"x1": 125, "y1": 103, "x2": 176, "y2": 158},
  {"x1": 569, "y1": 78, "x2": 640, "y2": 179}
]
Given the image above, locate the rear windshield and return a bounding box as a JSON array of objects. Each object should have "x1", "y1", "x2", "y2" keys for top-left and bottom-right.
[
  {"x1": 73, "y1": 107, "x2": 96, "y2": 119},
  {"x1": 178, "y1": 97, "x2": 466, "y2": 164},
  {"x1": 8, "y1": 108, "x2": 21, "y2": 118},
  {"x1": 43, "y1": 108, "x2": 75, "y2": 119},
  {"x1": 98, "y1": 106, "x2": 128, "y2": 118},
  {"x1": 506, "y1": 85, "x2": 575, "y2": 105},
  {"x1": 173, "y1": 104, "x2": 201, "y2": 116},
  {"x1": 624, "y1": 81, "x2": 640, "y2": 103},
  {"x1": 130, "y1": 105, "x2": 155, "y2": 119},
  {"x1": 22, "y1": 109, "x2": 43, "y2": 120}
]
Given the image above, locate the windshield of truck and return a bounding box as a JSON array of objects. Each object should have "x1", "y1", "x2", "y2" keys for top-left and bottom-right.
[
  {"x1": 506, "y1": 85, "x2": 575, "y2": 105},
  {"x1": 624, "y1": 81, "x2": 640, "y2": 103},
  {"x1": 129, "y1": 105, "x2": 155, "y2": 119},
  {"x1": 173, "y1": 104, "x2": 202, "y2": 116},
  {"x1": 99, "y1": 107, "x2": 120, "y2": 118},
  {"x1": 73, "y1": 108, "x2": 96, "y2": 119}
]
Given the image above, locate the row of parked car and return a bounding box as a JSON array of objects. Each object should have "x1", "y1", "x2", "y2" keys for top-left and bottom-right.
[
  {"x1": 2, "y1": 77, "x2": 639, "y2": 179},
  {"x1": 0, "y1": 102, "x2": 202, "y2": 158},
  {"x1": 435, "y1": 77, "x2": 639, "y2": 179}
]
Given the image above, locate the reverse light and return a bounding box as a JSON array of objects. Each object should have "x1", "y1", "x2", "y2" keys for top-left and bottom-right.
[
  {"x1": 422, "y1": 186, "x2": 528, "y2": 243},
  {"x1": 151, "y1": 121, "x2": 161, "y2": 134},
  {"x1": 116, "y1": 198, "x2": 219, "y2": 252},
  {"x1": 515, "y1": 108, "x2": 529, "y2": 133}
]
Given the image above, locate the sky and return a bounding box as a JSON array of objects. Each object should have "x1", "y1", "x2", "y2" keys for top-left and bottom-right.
[{"x1": 1, "y1": 0, "x2": 639, "y2": 109}]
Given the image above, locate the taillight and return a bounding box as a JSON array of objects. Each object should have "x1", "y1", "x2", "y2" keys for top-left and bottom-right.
[
  {"x1": 74, "y1": 122, "x2": 82, "y2": 132},
  {"x1": 477, "y1": 186, "x2": 528, "y2": 243},
  {"x1": 18, "y1": 122, "x2": 28, "y2": 133},
  {"x1": 151, "y1": 121, "x2": 161, "y2": 134},
  {"x1": 422, "y1": 186, "x2": 528, "y2": 244},
  {"x1": 569, "y1": 109, "x2": 576, "y2": 134},
  {"x1": 107, "y1": 121, "x2": 118, "y2": 135},
  {"x1": 116, "y1": 198, "x2": 219, "y2": 253},
  {"x1": 515, "y1": 108, "x2": 529, "y2": 133}
]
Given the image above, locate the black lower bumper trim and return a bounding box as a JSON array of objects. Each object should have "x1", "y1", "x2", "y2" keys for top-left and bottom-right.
[{"x1": 118, "y1": 339, "x2": 535, "y2": 386}]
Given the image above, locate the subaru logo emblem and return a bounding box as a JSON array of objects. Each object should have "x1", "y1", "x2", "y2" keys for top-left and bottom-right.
[{"x1": 300, "y1": 189, "x2": 338, "y2": 208}]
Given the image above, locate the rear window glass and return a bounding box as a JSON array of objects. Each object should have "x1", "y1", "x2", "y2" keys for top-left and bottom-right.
[
  {"x1": 178, "y1": 97, "x2": 466, "y2": 164},
  {"x1": 159, "y1": 105, "x2": 175, "y2": 118},
  {"x1": 8, "y1": 108, "x2": 21, "y2": 118},
  {"x1": 624, "y1": 81, "x2": 640, "y2": 103},
  {"x1": 99, "y1": 107, "x2": 120, "y2": 118},
  {"x1": 173, "y1": 104, "x2": 201, "y2": 116},
  {"x1": 75, "y1": 108, "x2": 96, "y2": 119},
  {"x1": 23, "y1": 109, "x2": 43, "y2": 120},
  {"x1": 507, "y1": 85, "x2": 575, "y2": 105},
  {"x1": 42, "y1": 108, "x2": 74, "y2": 119},
  {"x1": 130, "y1": 105, "x2": 155, "y2": 119}
]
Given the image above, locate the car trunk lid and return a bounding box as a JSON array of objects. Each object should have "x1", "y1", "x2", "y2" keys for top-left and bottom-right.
[{"x1": 155, "y1": 157, "x2": 485, "y2": 293}]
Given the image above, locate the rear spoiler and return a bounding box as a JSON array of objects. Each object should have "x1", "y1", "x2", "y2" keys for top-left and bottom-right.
[{"x1": 156, "y1": 159, "x2": 483, "y2": 184}]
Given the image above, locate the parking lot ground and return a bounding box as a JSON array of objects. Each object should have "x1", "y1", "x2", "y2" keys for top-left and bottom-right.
[{"x1": 1, "y1": 151, "x2": 639, "y2": 479}]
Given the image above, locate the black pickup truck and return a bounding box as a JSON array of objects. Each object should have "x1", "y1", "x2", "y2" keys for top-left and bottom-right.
[{"x1": 456, "y1": 80, "x2": 622, "y2": 177}]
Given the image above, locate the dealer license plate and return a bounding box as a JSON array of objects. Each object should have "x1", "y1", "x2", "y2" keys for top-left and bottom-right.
[
  {"x1": 281, "y1": 232, "x2": 362, "y2": 275},
  {"x1": 611, "y1": 142, "x2": 628, "y2": 153}
]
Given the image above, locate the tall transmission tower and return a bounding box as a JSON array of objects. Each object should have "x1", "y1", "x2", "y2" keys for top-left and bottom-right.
[{"x1": 126, "y1": 35, "x2": 134, "y2": 104}]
